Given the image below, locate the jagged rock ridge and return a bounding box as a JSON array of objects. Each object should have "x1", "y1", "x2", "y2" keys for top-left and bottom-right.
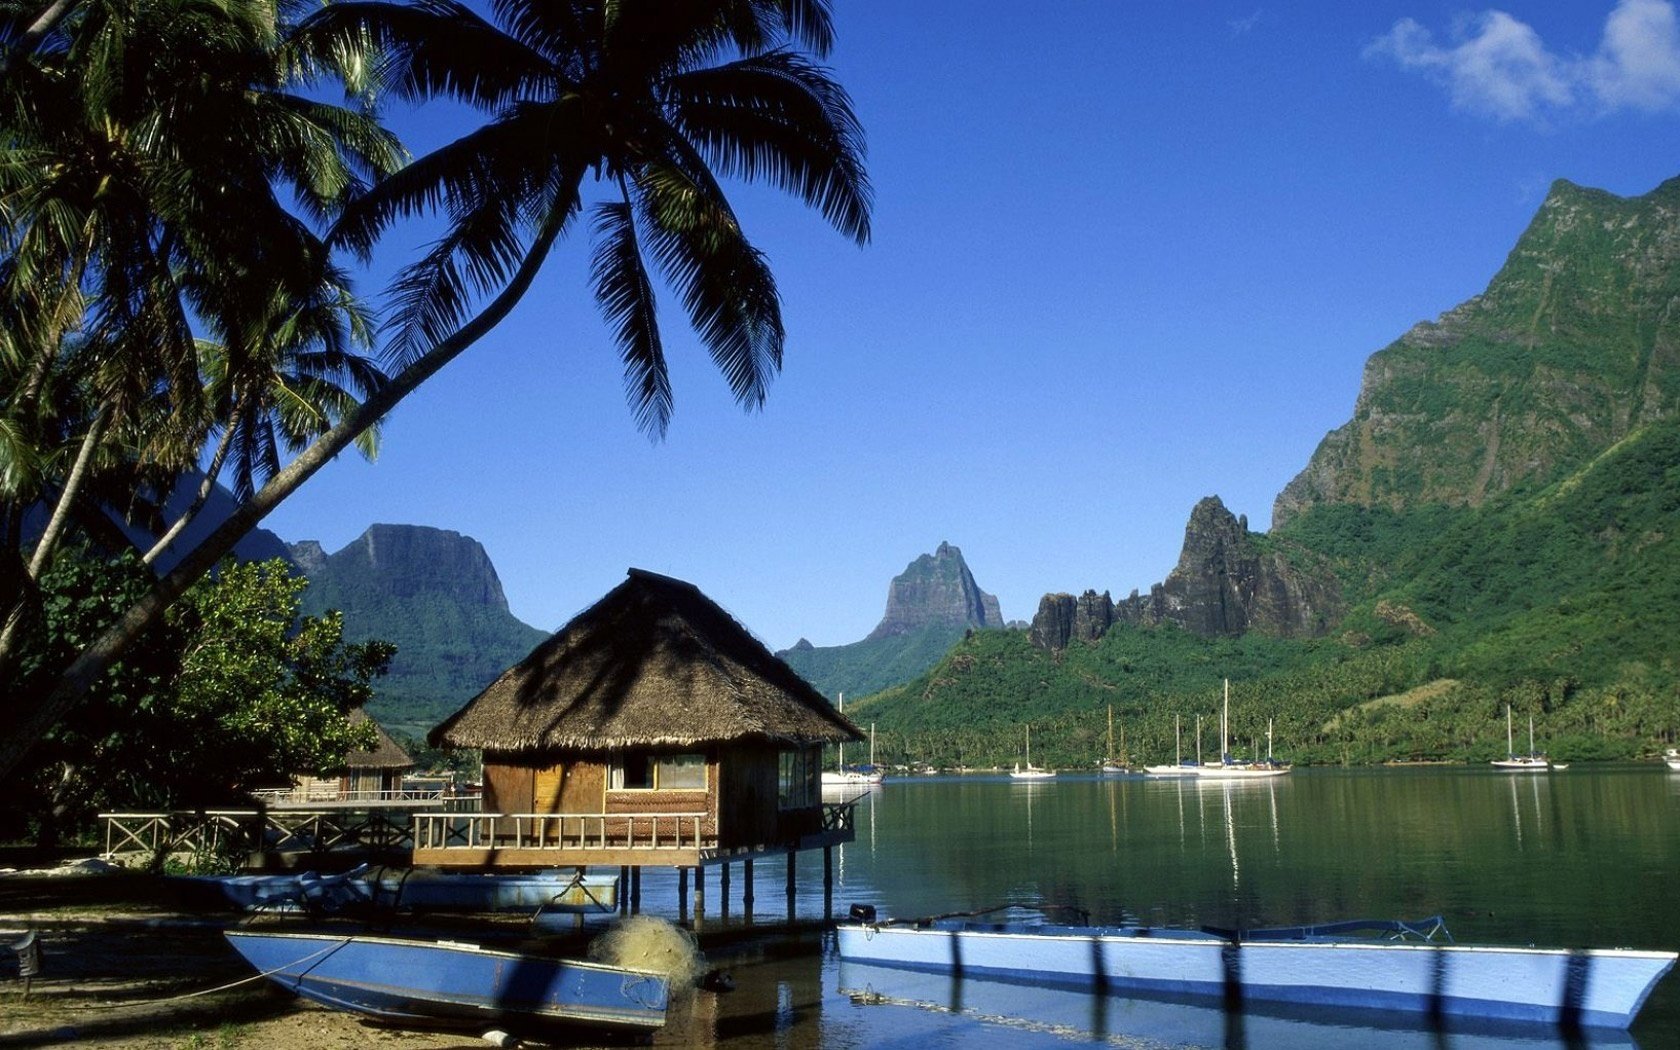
[{"x1": 1030, "y1": 497, "x2": 1343, "y2": 650}]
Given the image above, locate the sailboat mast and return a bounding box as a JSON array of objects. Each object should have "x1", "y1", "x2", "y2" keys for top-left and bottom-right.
[
  {"x1": 1506, "y1": 703, "x2": 1514, "y2": 757},
  {"x1": 838, "y1": 692, "x2": 845, "y2": 769},
  {"x1": 1267, "y1": 717, "x2": 1274, "y2": 760},
  {"x1": 1196, "y1": 714, "x2": 1203, "y2": 765},
  {"x1": 1174, "y1": 713, "x2": 1182, "y2": 765},
  {"x1": 1221, "y1": 679, "x2": 1230, "y2": 761}
]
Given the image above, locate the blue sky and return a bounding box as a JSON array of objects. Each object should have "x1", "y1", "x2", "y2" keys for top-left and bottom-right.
[{"x1": 264, "y1": 1, "x2": 1680, "y2": 650}]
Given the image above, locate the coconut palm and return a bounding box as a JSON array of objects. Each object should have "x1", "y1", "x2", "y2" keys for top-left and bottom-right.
[
  {"x1": 303, "y1": 0, "x2": 872, "y2": 433},
  {"x1": 0, "y1": 0, "x2": 871, "y2": 781},
  {"x1": 0, "y1": 0, "x2": 402, "y2": 744},
  {"x1": 6, "y1": 1, "x2": 872, "y2": 778}
]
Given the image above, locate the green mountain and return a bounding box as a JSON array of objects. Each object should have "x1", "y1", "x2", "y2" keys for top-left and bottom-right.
[
  {"x1": 776, "y1": 542, "x2": 1006, "y2": 700},
  {"x1": 852, "y1": 176, "x2": 1680, "y2": 769},
  {"x1": 1275, "y1": 176, "x2": 1680, "y2": 525},
  {"x1": 292, "y1": 525, "x2": 548, "y2": 739}
]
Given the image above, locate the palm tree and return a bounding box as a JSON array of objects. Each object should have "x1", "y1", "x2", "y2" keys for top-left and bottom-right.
[
  {"x1": 0, "y1": 0, "x2": 401, "y2": 728},
  {"x1": 143, "y1": 265, "x2": 387, "y2": 566},
  {"x1": 0, "y1": 0, "x2": 871, "y2": 780}
]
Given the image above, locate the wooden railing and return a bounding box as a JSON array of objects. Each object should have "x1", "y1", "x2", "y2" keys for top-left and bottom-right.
[
  {"x1": 413, "y1": 812, "x2": 713, "y2": 853},
  {"x1": 251, "y1": 786, "x2": 451, "y2": 805},
  {"x1": 100, "y1": 806, "x2": 421, "y2": 864}
]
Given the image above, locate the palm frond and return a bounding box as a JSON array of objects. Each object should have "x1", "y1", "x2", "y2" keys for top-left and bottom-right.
[
  {"x1": 669, "y1": 50, "x2": 869, "y2": 244},
  {"x1": 294, "y1": 0, "x2": 559, "y2": 110},
  {"x1": 634, "y1": 159, "x2": 782, "y2": 411},
  {"x1": 589, "y1": 197, "x2": 671, "y2": 436}
]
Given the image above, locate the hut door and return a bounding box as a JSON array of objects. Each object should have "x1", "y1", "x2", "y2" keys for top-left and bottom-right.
[{"x1": 533, "y1": 764, "x2": 565, "y2": 813}]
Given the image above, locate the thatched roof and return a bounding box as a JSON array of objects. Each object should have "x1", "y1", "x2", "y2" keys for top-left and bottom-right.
[
  {"x1": 429, "y1": 569, "x2": 863, "y2": 753},
  {"x1": 343, "y1": 708, "x2": 415, "y2": 770}
]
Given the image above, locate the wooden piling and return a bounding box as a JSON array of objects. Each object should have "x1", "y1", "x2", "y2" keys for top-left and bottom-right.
[{"x1": 823, "y1": 845, "x2": 833, "y2": 921}]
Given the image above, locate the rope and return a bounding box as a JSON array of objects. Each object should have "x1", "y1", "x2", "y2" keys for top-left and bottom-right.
[{"x1": 74, "y1": 937, "x2": 352, "y2": 1011}]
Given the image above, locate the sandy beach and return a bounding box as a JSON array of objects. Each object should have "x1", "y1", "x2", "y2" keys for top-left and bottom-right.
[{"x1": 0, "y1": 868, "x2": 763, "y2": 1050}]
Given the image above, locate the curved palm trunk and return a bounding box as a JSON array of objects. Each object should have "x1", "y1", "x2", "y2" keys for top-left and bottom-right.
[
  {"x1": 142, "y1": 398, "x2": 246, "y2": 566},
  {"x1": 0, "y1": 0, "x2": 81, "y2": 73},
  {"x1": 0, "y1": 203, "x2": 571, "y2": 782},
  {"x1": 0, "y1": 406, "x2": 108, "y2": 678},
  {"x1": 26, "y1": 406, "x2": 108, "y2": 578}
]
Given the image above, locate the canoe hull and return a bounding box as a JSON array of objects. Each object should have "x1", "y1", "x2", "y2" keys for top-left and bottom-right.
[
  {"x1": 835, "y1": 922, "x2": 1675, "y2": 1030},
  {"x1": 224, "y1": 930, "x2": 668, "y2": 1032}
]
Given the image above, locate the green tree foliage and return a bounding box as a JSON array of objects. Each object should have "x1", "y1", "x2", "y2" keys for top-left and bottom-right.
[{"x1": 2, "y1": 554, "x2": 385, "y2": 844}]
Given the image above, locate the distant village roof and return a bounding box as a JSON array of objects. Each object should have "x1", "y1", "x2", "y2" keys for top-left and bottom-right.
[
  {"x1": 430, "y1": 569, "x2": 863, "y2": 753},
  {"x1": 343, "y1": 708, "x2": 415, "y2": 770}
]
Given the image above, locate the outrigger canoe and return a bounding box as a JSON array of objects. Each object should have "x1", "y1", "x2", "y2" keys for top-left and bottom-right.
[
  {"x1": 835, "y1": 915, "x2": 1675, "y2": 1030},
  {"x1": 224, "y1": 930, "x2": 669, "y2": 1033}
]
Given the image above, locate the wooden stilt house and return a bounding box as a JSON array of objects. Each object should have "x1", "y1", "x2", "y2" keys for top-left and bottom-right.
[
  {"x1": 288, "y1": 708, "x2": 415, "y2": 803},
  {"x1": 414, "y1": 569, "x2": 864, "y2": 870}
]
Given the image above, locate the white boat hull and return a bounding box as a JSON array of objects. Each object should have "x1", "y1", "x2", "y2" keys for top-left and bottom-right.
[
  {"x1": 835, "y1": 921, "x2": 1675, "y2": 1030},
  {"x1": 1195, "y1": 764, "x2": 1291, "y2": 779}
]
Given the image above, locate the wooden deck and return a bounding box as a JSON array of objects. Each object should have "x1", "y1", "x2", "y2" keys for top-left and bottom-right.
[{"x1": 410, "y1": 802, "x2": 857, "y2": 870}]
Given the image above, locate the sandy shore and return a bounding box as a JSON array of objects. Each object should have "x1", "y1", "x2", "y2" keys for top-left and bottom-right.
[{"x1": 0, "y1": 871, "x2": 757, "y2": 1050}]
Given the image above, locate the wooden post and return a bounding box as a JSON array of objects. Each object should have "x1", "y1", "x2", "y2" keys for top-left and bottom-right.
[
  {"x1": 678, "y1": 866, "x2": 689, "y2": 924},
  {"x1": 719, "y1": 861, "x2": 732, "y2": 919},
  {"x1": 823, "y1": 845, "x2": 834, "y2": 922},
  {"x1": 743, "y1": 859, "x2": 755, "y2": 923},
  {"x1": 785, "y1": 851, "x2": 797, "y2": 924},
  {"x1": 630, "y1": 866, "x2": 641, "y2": 914},
  {"x1": 695, "y1": 864, "x2": 707, "y2": 930},
  {"x1": 619, "y1": 865, "x2": 630, "y2": 913}
]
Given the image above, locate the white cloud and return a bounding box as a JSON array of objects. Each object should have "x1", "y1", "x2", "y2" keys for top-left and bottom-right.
[
  {"x1": 1589, "y1": 0, "x2": 1680, "y2": 111},
  {"x1": 1229, "y1": 9, "x2": 1263, "y2": 37},
  {"x1": 1367, "y1": 1, "x2": 1680, "y2": 124}
]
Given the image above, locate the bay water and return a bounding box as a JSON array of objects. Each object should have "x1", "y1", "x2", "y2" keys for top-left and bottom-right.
[{"x1": 646, "y1": 766, "x2": 1680, "y2": 1048}]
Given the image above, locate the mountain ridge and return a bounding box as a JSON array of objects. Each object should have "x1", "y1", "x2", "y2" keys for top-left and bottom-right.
[{"x1": 291, "y1": 524, "x2": 548, "y2": 737}]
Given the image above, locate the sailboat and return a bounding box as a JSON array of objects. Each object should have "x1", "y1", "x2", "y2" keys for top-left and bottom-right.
[
  {"x1": 1100, "y1": 706, "x2": 1134, "y2": 775},
  {"x1": 1195, "y1": 680, "x2": 1290, "y2": 779},
  {"x1": 1144, "y1": 713, "x2": 1199, "y2": 777},
  {"x1": 822, "y1": 694, "x2": 885, "y2": 786},
  {"x1": 1491, "y1": 705, "x2": 1550, "y2": 772},
  {"x1": 1010, "y1": 724, "x2": 1055, "y2": 780}
]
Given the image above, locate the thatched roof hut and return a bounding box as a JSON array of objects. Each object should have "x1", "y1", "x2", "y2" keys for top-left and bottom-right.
[
  {"x1": 430, "y1": 569, "x2": 862, "y2": 754},
  {"x1": 342, "y1": 708, "x2": 415, "y2": 770}
]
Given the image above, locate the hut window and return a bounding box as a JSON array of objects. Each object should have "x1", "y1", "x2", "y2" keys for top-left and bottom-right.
[
  {"x1": 609, "y1": 751, "x2": 706, "y2": 790},
  {"x1": 778, "y1": 747, "x2": 818, "y2": 809},
  {"x1": 655, "y1": 753, "x2": 707, "y2": 789}
]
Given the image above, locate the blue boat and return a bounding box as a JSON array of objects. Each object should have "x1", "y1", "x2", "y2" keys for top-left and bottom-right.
[
  {"x1": 174, "y1": 866, "x2": 617, "y2": 915},
  {"x1": 836, "y1": 916, "x2": 1676, "y2": 1030},
  {"x1": 223, "y1": 930, "x2": 669, "y2": 1033}
]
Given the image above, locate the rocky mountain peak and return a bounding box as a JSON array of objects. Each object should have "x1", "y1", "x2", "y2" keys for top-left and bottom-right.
[
  {"x1": 865, "y1": 541, "x2": 1003, "y2": 641},
  {"x1": 309, "y1": 524, "x2": 513, "y2": 613},
  {"x1": 1029, "y1": 495, "x2": 1343, "y2": 650},
  {"x1": 288, "y1": 539, "x2": 328, "y2": 575}
]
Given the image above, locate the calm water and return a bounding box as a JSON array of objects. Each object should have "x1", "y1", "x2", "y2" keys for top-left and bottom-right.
[{"x1": 641, "y1": 766, "x2": 1680, "y2": 1049}]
